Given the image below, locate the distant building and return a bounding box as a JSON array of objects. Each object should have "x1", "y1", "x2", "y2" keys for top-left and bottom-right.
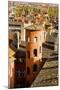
[{"x1": 9, "y1": 16, "x2": 24, "y2": 49}]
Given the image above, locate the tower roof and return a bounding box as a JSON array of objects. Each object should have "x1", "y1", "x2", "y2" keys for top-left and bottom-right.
[{"x1": 25, "y1": 24, "x2": 44, "y2": 31}]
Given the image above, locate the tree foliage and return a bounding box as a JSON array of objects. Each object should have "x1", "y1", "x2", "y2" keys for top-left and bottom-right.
[{"x1": 48, "y1": 7, "x2": 58, "y2": 18}]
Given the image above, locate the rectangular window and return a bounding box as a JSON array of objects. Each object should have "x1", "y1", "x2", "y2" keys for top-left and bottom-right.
[
  {"x1": 16, "y1": 70, "x2": 20, "y2": 77},
  {"x1": 16, "y1": 70, "x2": 25, "y2": 77}
]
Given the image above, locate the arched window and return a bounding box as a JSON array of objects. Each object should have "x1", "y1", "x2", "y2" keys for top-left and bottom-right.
[
  {"x1": 34, "y1": 37, "x2": 37, "y2": 42},
  {"x1": 33, "y1": 64, "x2": 37, "y2": 72},
  {"x1": 27, "y1": 67, "x2": 30, "y2": 74},
  {"x1": 39, "y1": 46, "x2": 41, "y2": 53},
  {"x1": 33, "y1": 49, "x2": 37, "y2": 56}
]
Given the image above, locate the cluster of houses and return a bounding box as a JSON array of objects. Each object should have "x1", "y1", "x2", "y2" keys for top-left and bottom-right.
[{"x1": 8, "y1": 3, "x2": 58, "y2": 88}]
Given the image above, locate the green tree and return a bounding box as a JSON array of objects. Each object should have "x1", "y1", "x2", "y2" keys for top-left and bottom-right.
[
  {"x1": 13, "y1": 6, "x2": 23, "y2": 17},
  {"x1": 48, "y1": 6, "x2": 58, "y2": 18}
]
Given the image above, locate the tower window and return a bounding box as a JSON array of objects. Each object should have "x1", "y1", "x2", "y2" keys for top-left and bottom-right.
[
  {"x1": 26, "y1": 36, "x2": 30, "y2": 42},
  {"x1": 34, "y1": 37, "x2": 38, "y2": 42},
  {"x1": 27, "y1": 67, "x2": 30, "y2": 74},
  {"x1": 44, "y1": 32, "x2": 45, "y2": 39},
  {"x1": 33, "y1": 64, "x2": 37, "y2": 72},
  {"x1": 33, "y1": 49, "x2": 37, "y2": 56},
  {"x1": 39, "y1": 46, "x2": 41, "y2": 53}
]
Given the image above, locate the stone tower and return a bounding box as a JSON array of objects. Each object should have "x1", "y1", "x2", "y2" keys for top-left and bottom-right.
[{"x1": 25, "y1": 24, "x2": 45, "y2": 85}]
